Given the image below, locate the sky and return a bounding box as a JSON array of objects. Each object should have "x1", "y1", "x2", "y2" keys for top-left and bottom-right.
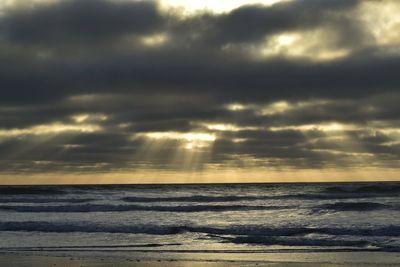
[{"x1": 0, "y1": 0, "x2": 399, "y2": 184}]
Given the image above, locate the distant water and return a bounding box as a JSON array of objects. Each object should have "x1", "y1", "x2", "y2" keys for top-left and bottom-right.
[{"x1": 0, "y1": 183, "x2": 400, "y2": 253}]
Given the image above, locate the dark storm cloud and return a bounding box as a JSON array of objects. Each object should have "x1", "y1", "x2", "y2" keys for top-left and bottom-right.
[
  {"x1": 1, "y1": 0, "x2": 363, "y2": 47},
  {"x1": 0, "y1": 104, "x2": 76, "y2": 128},
  {"x1": 163, "y1": 0, "x2": 367, "y2": 52},
  {"x1": 2, "y1": 0, "x2": 164, "y2": 44},
  {"x1": 204, "y1": 0, "x2": 362, "y2": 44},
  {"x1": 0, "y1": 0, "x2": 395, "y2": 106},
  {"x1": 0, "y1": 0, "x2": 399, "y2": 173},
  {"x1": 1, "y1": 50, "x2": 400, "y2": 105}
]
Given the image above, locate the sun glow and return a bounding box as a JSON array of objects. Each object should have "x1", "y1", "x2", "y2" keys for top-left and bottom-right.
[
  {"x1": 270, "y1": 123, "x2": 357, "y2": 132},
  {"x1": 0, "y1": 123, "x2": 101, "y2": 137},
  {"x1": 228, "y1": 99, "x2": 331, "y2": 116},
  {"x1": 203, "y1": 123, "x2": 260, "y2": 132},
  {"x1": 276, "y1": 34, "x2": 297, "y2": 46},
  {"x1": 359, "y1": 1, "x2": 400, "y2": 47},
  {"x1": 140, "y1": 33, "x2": 169, "y2": 47},
  {"x1": 133, "y1": 131, "x2": 217, "y2": 171},
  {"x1": 72, "y1": 114, "x2": 89, "y2": 123},
  {"x1": 136, "y1": 131, "x2": 216, "y2": 151},
  {"x1": 255, "y1": 31, "x2": 350, "y2": 62},
  {"x1": 225, "y1": 103, "x2": 249, "y2": 111},
  {"x1": 71, "y1": 113, "x2": 108, "y2": 123},
  {"x1": 205, "y1": 124, "x2": 240, "y2": 131},
  {"x1": 160, "y1": 0, "x2": 284, "y2": 14},
  {"x1": 260, "y1": 101, "x2": 291, "y2": 115},
  {"x1": 140, "y1": 132, "x2": 216, "y2": 142}
]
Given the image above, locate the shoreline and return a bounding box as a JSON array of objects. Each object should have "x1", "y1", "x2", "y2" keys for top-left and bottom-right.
[
  {"x1": 2, "y1": 250, "x2": 400, "y2": 267},
  {"x1": 1, "y1": 181, "x2": 400, "y2": 187}
]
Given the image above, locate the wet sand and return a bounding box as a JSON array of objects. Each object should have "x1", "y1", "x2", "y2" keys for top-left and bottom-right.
[{"x1": 2, "y1": 251, "x2": 400, "y2": 267}]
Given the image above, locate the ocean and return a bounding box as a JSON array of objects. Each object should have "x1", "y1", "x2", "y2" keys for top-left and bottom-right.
[{"x1": 0, "y1": 182, "x2": 400, "y2": 255}]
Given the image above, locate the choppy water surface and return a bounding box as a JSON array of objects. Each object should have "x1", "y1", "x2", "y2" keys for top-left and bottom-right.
[{"x1": 0, "y1": 183, "x2": 399, "y2": 253}]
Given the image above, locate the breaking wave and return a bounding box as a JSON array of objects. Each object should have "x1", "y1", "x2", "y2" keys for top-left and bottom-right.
[
  {"x1": 121, "y1": 193, "x2": 398, "y2": 203},
  {"x1": 1, "y1": 221, "x2": 400, "y2": 237},
  {"x1": 324, "y1": 184, "x2": 400, "y2": 194},
  {"x1": 0, "y1": 187, "x2": 66, "y2": 195},
  {"x1": 121, "y1": 195, "x2": 269, "y2": 202},
  {"x1": 224, "y1": 236, "x2": 372, "y2": 248},
  {"x1": 0, "y1": 204, "x2": 291, "y2": 213},
  {"x1": 0, "y1": 198, "x2": 94, "y2": 204},
  {"x1": 317, "y1": 202, "x2": 395, "y2": 212}
]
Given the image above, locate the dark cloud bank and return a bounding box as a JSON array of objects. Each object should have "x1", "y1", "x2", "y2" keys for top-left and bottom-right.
[{"x1": 0, "y1": 0, "x2": 399, "y2": 175}]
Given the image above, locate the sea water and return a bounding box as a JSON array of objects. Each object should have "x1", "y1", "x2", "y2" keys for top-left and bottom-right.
[{"x1": 0, "y1": 183, "x2": 399, "y2": 253}]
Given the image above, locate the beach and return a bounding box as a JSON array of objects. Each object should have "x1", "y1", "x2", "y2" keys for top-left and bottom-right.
[{"x1": 2, "y1": 251, "x2": 400, "y2": 266}]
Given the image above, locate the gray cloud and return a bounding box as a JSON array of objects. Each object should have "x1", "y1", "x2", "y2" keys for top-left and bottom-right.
[
  {"x1": 204, "y1": 0, "x2": 362, "y2": 44},
  {"x1": 2, "y1": 0, "x2": 164, "y2": 44},
  {"x1": 0, "y1": 0, "x2": 399, "y2": 174}
]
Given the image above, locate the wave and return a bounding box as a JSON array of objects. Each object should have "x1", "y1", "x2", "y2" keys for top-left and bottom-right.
[
  {"x1": 2, "y1": 243, "x2": 182, "y2": 250},
  {"x1": 194, "y1": 225, "x2": 400, "y2": 238},
  {"x1": 1, "y1": 184, "x2": 398, "y2": 200},
  {"x1": 324, "y1": 184, "x2": 400, "y2": 194},
  {"x1": 0, "y1": 198, "x2": 94, "y2": 204},
  {"x1": 0, "y1": 187, "x2": 66, "y2": 195},
  {"x1": 0, "y1": 193, "x2": 393, "y2": 206},
  {"x1": 121, "y1": 193, "x2": 398, "y2": 203},
  {"x1": 0, "y1": 204, "x2": 291, "y2": 213},
  {"x1": 224, "y1": 236, "x2": 372, "y2": 248},
  {"x1": 1, "y1": 221, "x2": 400, "y2": 237},
  {"x1": 316, "y1": 202, "x2": 394, "y2": 212},
  {"x1": 0, "y1": 201, "x2": 395, "y2": 213},
  {"x1": 122, "y1": 195, "x2": 269, "y2": 203}
]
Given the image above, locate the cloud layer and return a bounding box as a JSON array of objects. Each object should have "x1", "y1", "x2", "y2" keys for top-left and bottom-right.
[{"x1": 0, "y1": 0, "x2": 399, "y2": 178}]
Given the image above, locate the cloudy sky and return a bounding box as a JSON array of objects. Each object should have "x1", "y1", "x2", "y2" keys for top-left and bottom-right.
[{"x1": 0, "y1": 0, "x2": 399, "y2": 184}]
